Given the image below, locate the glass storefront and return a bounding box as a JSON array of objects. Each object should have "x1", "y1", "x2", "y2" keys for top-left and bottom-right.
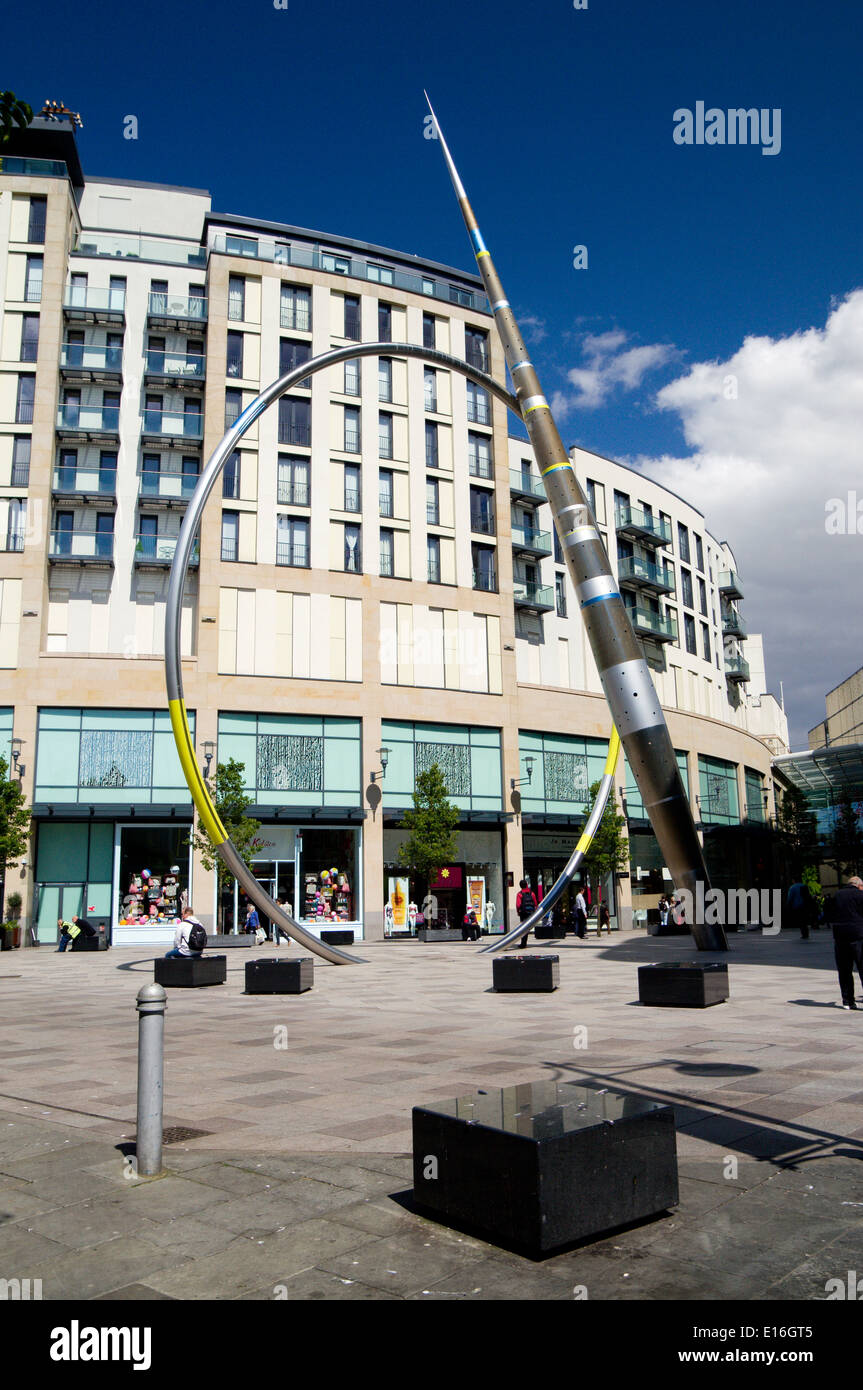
[
  {"x1": 117, "y1": 824, "x2": 191, "y2": 930},
  {"x1": 382, "y1": 828, "x2": 504, "y2": 934}
]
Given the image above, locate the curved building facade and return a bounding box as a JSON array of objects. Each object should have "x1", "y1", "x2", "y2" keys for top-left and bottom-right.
[{"x1": 0, "y1": 120, "x2": 788, "y2": 945}]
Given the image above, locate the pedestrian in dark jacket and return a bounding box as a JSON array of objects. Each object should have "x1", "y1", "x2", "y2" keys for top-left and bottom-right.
[{"x1": 826, "y1": 876, "x2": 863, "y2": 1009}]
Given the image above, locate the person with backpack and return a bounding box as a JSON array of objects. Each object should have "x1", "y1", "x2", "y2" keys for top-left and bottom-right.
[
  {"x1": 164, "y1": 906, "x2": 207, "y2": 958},
  {"x1": 462, "y1": 905, "x2": 480, "y2": 941},
  {"x1": 515, "y1": 879, "x2": 536, "y2": 949}
]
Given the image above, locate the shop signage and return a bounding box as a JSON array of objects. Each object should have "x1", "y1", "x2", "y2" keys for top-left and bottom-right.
[
  {"x1": 523, "y1": 833, "x2": 582, "y2": 856},
  {"x1": 430, "y1": 866, "x2": 463, "y2": 890}
]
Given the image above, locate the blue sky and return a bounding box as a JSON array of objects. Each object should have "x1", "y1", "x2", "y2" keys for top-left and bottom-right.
[{"x1": 6, "y1": 0, "x2": 863, "y2": 744}]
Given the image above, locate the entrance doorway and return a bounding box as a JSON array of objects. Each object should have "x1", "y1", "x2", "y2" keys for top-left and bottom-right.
[{"x1": 36, "y1": 883, "x2": 85, "y2": 944}]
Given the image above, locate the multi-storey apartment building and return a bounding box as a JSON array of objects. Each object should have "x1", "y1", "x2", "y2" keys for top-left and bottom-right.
[{"x1": 0, "y1": 115, "x2": 788, "y2": 945}]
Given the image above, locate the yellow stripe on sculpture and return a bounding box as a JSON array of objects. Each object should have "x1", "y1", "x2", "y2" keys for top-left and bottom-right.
[{"x1": 169, "y1": 698, "x2": 228, "y2": 847}]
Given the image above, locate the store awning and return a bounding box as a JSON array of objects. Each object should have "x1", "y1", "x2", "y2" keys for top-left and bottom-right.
[{"x1": 773, "y1": 743, "x2": 863, "y2": 809}]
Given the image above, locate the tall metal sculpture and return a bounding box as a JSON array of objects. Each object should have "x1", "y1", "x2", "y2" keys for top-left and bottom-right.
[{"x1": 425, "y1": 95, "x2": 726, "y2": 952}]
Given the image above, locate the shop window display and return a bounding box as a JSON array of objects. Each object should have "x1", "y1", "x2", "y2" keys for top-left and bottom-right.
[
  {"x1": 117, "y1": 826, "x2": 190, "y2": 927},
  {"x1": 300, "y1": 827, "x2": 358, "y2": 925}
]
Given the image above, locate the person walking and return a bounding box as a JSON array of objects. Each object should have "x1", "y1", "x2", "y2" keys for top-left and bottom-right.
[
  {"x1": 786, "y1": 880, "x2": 810, "y2": 940},
  {"x1": 658, "y1": 895, "x2": 670, "y2": 928},
  {"x1": 515, "y1": 879, "x2": 536, "y2": 949},
  {"x1": 826, "y1": 875, "x2": 863, "y2": 1010},
  {"x1": 598, "y1": 902, "x2": 611, "y2": 935},
  {"x1": 243, "y1": 903, "x2": 260, "y2": 936},
  {"x1": 574, "y1": 888, "x2": 588, "y2": 939}
]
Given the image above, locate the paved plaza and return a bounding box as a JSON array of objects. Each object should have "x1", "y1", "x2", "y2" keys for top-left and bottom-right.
[{"x1": 1, "y1": 928, "x2": 862, "y2": 1301}]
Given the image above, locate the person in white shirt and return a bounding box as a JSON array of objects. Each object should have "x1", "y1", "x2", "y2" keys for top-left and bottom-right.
[{"x1": 164, "y1": 907, "x2": 204, "y2": 958}]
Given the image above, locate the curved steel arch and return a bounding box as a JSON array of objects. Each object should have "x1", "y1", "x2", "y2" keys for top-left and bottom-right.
[{"x1": 165, "y1": 342, "x2": 617, "y2": 965}]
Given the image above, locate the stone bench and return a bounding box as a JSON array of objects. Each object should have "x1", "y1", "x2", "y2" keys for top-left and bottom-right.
[
  {"x1": 493, "y1": 954, "x2": 559, "y2": 992},
  {"x1": 207, "y1": 933, "x2": 254, "y2": 949},
  {"x1": 638, "y1": 961, "x2": 729, "y2": 1008},
  {"x1": 321, "y1": 929, "x2": 354, "y2": 946},
  {"x1": 534, "y1": 923, "x2": 566, "y2": 940},
  {"x1": 413, "y1": 1079, "x2": 678, "y2": 1256},
  {"x1": 154, "y1": 955, "x2": 227, "y2": 987},
  {"x1": 71, "y1": 933, "x2": 109, "y2": 951},
  {"x1": 245, "y1": 957, "x2": 314, "y2": 994},
  {"x1": 417, "y1": 928, "x2": 464, "y2": 942}
]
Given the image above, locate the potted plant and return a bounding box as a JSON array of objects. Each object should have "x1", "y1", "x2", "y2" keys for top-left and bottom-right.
[{"x1": 5, "y1": 891, "x2": 22, "y2": 948}]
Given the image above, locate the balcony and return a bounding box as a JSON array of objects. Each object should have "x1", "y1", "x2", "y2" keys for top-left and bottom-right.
[
  {"x1": 134, "y1": 534, "x2": 199, "y2": 568},
  {"x1": 625, "y1": 605, "x2": 678, "y2": 644},
  {"x1": 48, "y1": 531, "x2": 114, "y2": 567},
  {"x1": 617, "y1": 554, "x2": 676, "y2": 596},
  {"x1": 277, "y1": 481, "x2": 310, "y2": 507},
  {"x1": 139, "y1": 471, "x2": 198, "y2": 507},
  {"x1": 73, "y1": 232, "x2": 206, "y2": 267},
  {"x1": 466, "y1": 397, "x2": 491, "y2": 425},
  {"x1": 468, "y1": 456, "x2": 494, "y2": 481},
  {"x1": 0, "y1": 155, "x2": 68, "y2": 179},
  {"x1": 511, "y1": 524, "x2": 552, "y2": 558},
  {"x1": 721, "y1": 604, "x2": 747, "y2": 638},
  {"x1": 378, "y1": 433, "x2": 394, "y2": 460},
  {"x1": 719, "y1": 569, "x2": 744, "y2": 600},
  {"x1": 380, "y1": 551, "x2": 395, "y2": 578},
  {"x1": 144, "y1": 350, "x2": 205, "y2": 390},
  {"x1": 142, "y1": 409, "x2": 203, "y2": 448},
  {"x1": 276, "y1": 543, "x2": 310, "y2": 568},
  {"x1": 614, "y1": 503, "x2": 672, "y2": 548},
  {"x1": 278, "y1": 420, "x2": 312, "y2": 448},
  {"x1": 53, "y1": 466, "x2": 117, "y2": 503},
  {"x1": 343, "y1": 489, "x2": 361, "y2": 513},
  {"x1": 509, "y1": 468, "x2": 546, "y2": 503},
  {"x1": 472, "y1": 570, "x2": 497, "y2": 594},
  {"x1": 725, "y1": 654, "x2": 751, "y2": 683},
  {"x1": 470, "y1": 512, "x2": 495, "y2": 537},
  {"x1": 513, "y1": 580, "x2": 554, "y2": 612},
  {"x1": 60, "y1": 343, "x2": 123, "y2": 385},
  {"x1": 63, "y1": 288, "x2": 126, "y2": 325},
  {"x1": 147, "y1": 293, "x2": 208, "y2": 328},
  {"x1": 56, "y1": 404, "x2": 120, "y2": 442}
]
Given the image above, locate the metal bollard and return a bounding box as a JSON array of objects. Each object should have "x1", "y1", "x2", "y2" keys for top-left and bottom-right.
[{"x1": 135, "y1": 982, "x2": 167, "y2": 1176}]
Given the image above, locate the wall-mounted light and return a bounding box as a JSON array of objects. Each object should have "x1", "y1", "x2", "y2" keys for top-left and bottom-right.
[
  {"x1": 203, "y1": 740, "x2": 215, "y2": 778},
  {"x1": 201, "y1": 616, "x2": 217, "y2": 624},
  {"x1": 370, "y1": 747, "x2": 390, "y2": 783},
  {"x1": 510, "y1": 755, "x2": 535, "y2": 791},
  {"x1": 10, "y1": 737, "x2": 25, "y2": 780}
]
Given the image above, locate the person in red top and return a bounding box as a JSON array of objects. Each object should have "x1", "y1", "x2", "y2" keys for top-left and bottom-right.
[{"x1": 516, "y1": 879, "x2": 537, "y2": 949}]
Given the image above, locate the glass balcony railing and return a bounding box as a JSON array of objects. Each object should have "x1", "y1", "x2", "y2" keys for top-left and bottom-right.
[
  {"x1": 721, "y1": 604, "x2": 747, "y2": 637},
  {"x1": 614, "y1": 504, "x2": 672, "y2": 546},
  {"x1": 725, "y1": 654, "x2": 751, "y2": 682},
  {"x1": 142, "y1": 410, "x2": 203, "y2": 440},
  {"x1": 60, "y1": 343, "x2": 123, "y2": 375},
  {"x1": 73, "y1": 233, "x2": 206, "y2": 267},
  {"x1": 0, "y1": 155, "x2": 69, "y2": 179},
  {"x1": 718, "y1": 569, "x2": 744, "y2": 599},
  {"x1": 53, "y1": 467, "x2": 116, "y2": 496},
  {"x1": 134, "y1": 534, "x2": 199, "y2": 565},
  {"x1": 56, "y1": 405, "x2": 120, "y2": 433},
  {"x1": 49, "y1": 530, "x2": 114, "y2": 561},
  {"x1": 513, "y1": 580, "x2": 554, "y2": 610},
  {"x1": 140, "y1": 471, "x2": 198, "y2": 501},
  {"x1": 145, "y1": 350, "x2": 205, "y2": 382},
  {"x1": 617, "y1": 554, "x2": 676, "y2": 592},
  {"x1": 511, "y1": 524, "x2": 552, "y2": 555},
  {"x1": 147, "y1": 293, "x2": 208, "y2": 323},
  {"x1": 509, "y1": 468, "x2": 546, "y2": 502},
  {"x1": 63, "y1": 288, "x2": 126, "y2": 318},
  {"x1": 625, "y1": 605, "x2": 678, "y2": 643}
]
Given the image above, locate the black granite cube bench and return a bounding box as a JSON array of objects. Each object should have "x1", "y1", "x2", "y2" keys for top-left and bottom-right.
[
  {"x1": 154, "y1": 955, "x2": 227, "y2": 987},
  {"x1": 638, "y1": 961, "x2": 729, "y2": 1008},
  {"x1": 208, "y1": 933, "x2": 254, "y2": 949},
  {"x1": 534, "y1": 923, "x2": 566, "y2": 939},
  {"x1": 321, "y1": 929, "x2": 354, "y2": 946},
  {"x1": 413, "y1": 1079, "x2": 678, "y2": 1255},
  {"x1": 417, "y1": 928, "x2": 464, "y2": 942},
  {"x1": 71, "y1": 933, "x2": 108, "y2": 951},
  {"x1": 245, "y1": 957, "x2": 314, "y2": 994},
  {"x1": 493, "y1": 954, "x2": 559, "y2": 992}
]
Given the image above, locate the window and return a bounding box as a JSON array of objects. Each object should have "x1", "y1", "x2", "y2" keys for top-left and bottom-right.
[
  {"x1": 698, "y1": 577, "x2": 707, "y2": 617},
  {"x1": 450, "y1": 284, "x2": 473, "y2": 307},
  {"x1": 556, "y1": 573, "x2": 567, "y2": 618},
  {"x1": 5, "y1": 499, "x2": 26, "y2": 552},
  {"x1": 344, "y1": 406, "x2": 360, "y2": 453},
  {"x1": 277, "y1": 456, "x2": 309, "y2": 506},
  {"x1": 468, "y1": 431, "x2": 492, "y2": 479},
  {"x1": 278, "y1": 397, "x2": 311, "y2": 446},
  {"x1": 465, "y1": 327, "x2": 489, "y2": 372},
  {"x1": 684, "y1": 614, "x2": 697, "y2": 656},
  {"x1": 96, "y1": 512, "x2": 114, "y2": 559},
  {"x1": 678, "y1": 522, "x2": 690, "y2": 563},
  {"x1": 379, "y1": 469, "x2": 394, "y2": 518},
  {"x1": 554, "y1": 528, "x2": 563, "y2": 564},
  {"x1": 378, "y1": 303, "x2": 392, "y2": 342},
  {"x1": 54, "y1": 510, "x2": 73, "y2": 555},
  {"x1": 701, "y1": 624, "x2": 711, "y2": 662},
  {"x1": 281, "y1": 285, "x2": 311, "y2": 331},
  {"x1": 279, "y1": 337, "x2": 311, "y2": 387},
  {"x1": 469, "y1": 485, "x2": 494, "y2": 535},
  {"x1": 378, "y1": 358, "x2": 392, "y2": 402},
  {"x1": 109, "y1": 276, "x2": 126, "y2": 311},
  {"x1": 424, "y1": 368, "x2": 437, "y2": 413},
  {"x1": 188, "y1": 284, "x2": 206, "y2": 319},
  {"x1": 15, "y1": 375, "x2": 35, "y2": 423},
  {"x1": 344, "y1": 464, "x2": 361, "y2": 512},
  {"x1": 427, "y1": 535, "x2": 441, "y2": 583},
  {"x1": 225, "y1": 235, "x2": 257, "y2": 257},
  {"x1": 27, "y1": 196, "x2": 47, "y2": 244},
  {"x1": 149, "y1": 278, "x2": 167, "y2": 314},
  {"x1": 344, "y1": 524, "x2": 361, "y2": 573},
  {"x1": 367, "y1": 263, "x2": 394, "y2": 285},
  {"x1": 226, "y1": 331, "x2": 243, "y2": 378},
  {"x1": 62, "y1": 388, "x2": 81, "y2": 428},
  {"x1": 11, "y1": 436, "x2": 30, "y2": 487},
  {"x1": 466, "y1": 381, "x2": 490, "y2": 424},
  {"x1": 322, "y1": 252, "x2": 350, "y2": 275},
  {"x1": 69, "y1": 272, "x2": 88, "y2": 308},
  {"x1": 227, "y1": 275, "x2": 245, "y2": 321},
  {"x1": 138, "y1": 514, "x2": 158, "y2": 558},
  {"x1": 182, "y1": 455, "x2": 199, "y2": 492},
  {"x1": 425, "y1": 421, "x2": 439, "y2": 469},
  {"x1": 99, "y1": 451, "x2": 117, "y2": 494},
  {"x1": 426, "y1": 478, "x2": 439, "y2": 525},
  {"x1": 681, "y1": 567, "x2": 693, "y2": 609},
  {"x1": 344, "y1": 359, "x2": 360, "y2": 396},
  {"x1": 225, "y1": 389, "x2": 243, "y2": 429},
  {"x1": 422, "y1": 313, "x2": 436, "y2": 350},
  {"x1": 472, "y1": 543, "x2": 496, "y2": 592},
  {"x1": 182, "y1": 397, "x2": 201, "y2": 437},
  {"x1": 277, "y1": 515, "x2": 309, "y2": 567},
  {"x1": 344, "y1": 295, "x2": 361, "y2": 341},
  {"x1": 140, "y1": 453, "x2": 159, "y2": 495},
  {"x1": 379, "y1": 412, "x2": 393, "y2": 459},
  {"x1": 695, "y1": 533, "x2": 704, "y2": 572},
  {"x1": 25, "y1": 255, "x2": 43, "y2": 303},
  {"x1": 20, "y1": 314, "x2": 39, "y2": 363},
  {"x1": 221, "y1": 511, "x2": 239, "y2": 562},
  {"x1": 223, "y1": 451, "x2": 240, "y2": 500},
  {"x1": 585, "y1": 478, "x2": 597, "y2": 515},
  {"x1": 380, "y1": 528, "x2": 395, "y2": 577}
]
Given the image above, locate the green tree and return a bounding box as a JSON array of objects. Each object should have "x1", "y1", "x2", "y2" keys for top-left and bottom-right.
[
  {"x1": 0, "y1": 92, "x2": 33, "y2": 147},
  {"x1": 0, "y1": 756, "x2": 31, "y2": 908},
  {"x1": 581, "y1": 779, "x2": 629, "y2": 889},
  {"x1": 188, "y1": 759, "x2": 261, "y2": 920},
  {"x1": 824, "y1": 794, "x2": 863, "y2": 880},
  {"x1": 397, "y1": 763, "x2": 460, "y2": 885},
  {"x1": 775, "y1": 786, "x2": 819, "y2": 878}
]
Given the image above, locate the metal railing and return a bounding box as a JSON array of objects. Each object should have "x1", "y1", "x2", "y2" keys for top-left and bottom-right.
[
  {"x1": 425, "y1": 443, "x2": 440, "y2": 468},
  {"x1": 343, "y1": 489, "x2": 361, "y2": 512},
  {"x1": 61, "y1": 343, "x2": 123, "y2": 373},
  {"x1": 49, "y1": 530, "x2": 114, "y2": 560},
  {"x1": 135, "y1": 534, "x2": 199, "y2": 563},
  {"x1": 147, "y1": 292, "x2": 207, "y2": 321},
  {"x1": 10, "y1": 464, "x2": 30, "y2": 487},
  {"x1": 471, "y1": 512, "x2": 495, "y2": 536},
  {"x1": 469, "y1": 456, "x2": 494, "y2": 480},
  {"x1": 54, "y1": 467, "x2": 117, "y2": 495},
  {"x1": 343, "y1": 430, "x2": 361, "y2": 454},
  {"x1": 15, "y1": 401, "x2": 34, "y2": 424},
  {"x1": 142, "y1": 409, "x2": 203, "y2": 439},
  {"x1": 140, "y1": 471, "x2": 198, "y2": 500},
  {"x1": 614, "y1": 504, "x2": 672, "y2": 545},
  {"x1": 428, "y1": 561, "x2": 442, "y2": 584},
  {"x1": 379, "y1": 550, "x2": 394, "y2": 577},
  {"x1": 277, "y1": 480, "x2": 310, "y2": 506},
  {"x1": 221, "y1": 538, "x2": 238, "y2": 562},
  {"x1": 426, "y1": 504, "x2": 440, "y2": 525},
  {"x1": 467, "y1": 397, "x2": 491, "y2": 424},
  {"x1": 146, "y1": 350, "x2": 205, "y2": 380},
  {"x1": 472, "y1": 569, "x2": 497, "y2": 593},
  {"x1": 73, "y1": 233, "x2": 206, "y2": 267},
  {"x1": 277, "y1": 420, "x2": 311, "y2": 448},
  {"x1": 1, "y1": 533, "x2": 25, "y2": 553},
  {"x1": 513, "y1": 580, "x2": 554, "y2": 608},
  {"x1": 276, "y1": 543, "x2": 310, "y2": 567},
  {"x1": 280, "y1": 306, "x2": 311, "y2": 332},
  {"x1": 57, "y1": 404, "x2": 120, "y2": 432},
  {"x1": 379, "y1": 432, "x2": 393, "y2": 459}
]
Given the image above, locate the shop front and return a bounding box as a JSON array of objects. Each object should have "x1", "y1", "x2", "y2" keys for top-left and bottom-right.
[
  {"x1": 382, "y1": 827, "x2": 506, "y2": 935},
  {"x1": 236, "y1": 821, "x2": 363, "y2": 938}
]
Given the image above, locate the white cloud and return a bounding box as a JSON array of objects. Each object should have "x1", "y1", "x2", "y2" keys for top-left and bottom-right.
[
  {"x1": 555, "y1": 330, "x2": 676, "y2": 414},
  {"x1": 633, "y1": 289, "x2": 863, "y2": 746}
]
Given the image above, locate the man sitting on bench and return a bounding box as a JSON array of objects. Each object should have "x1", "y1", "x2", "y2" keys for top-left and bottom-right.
[{"x1": 164, "y1": 907, "x2": 207, "y2": 959}]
